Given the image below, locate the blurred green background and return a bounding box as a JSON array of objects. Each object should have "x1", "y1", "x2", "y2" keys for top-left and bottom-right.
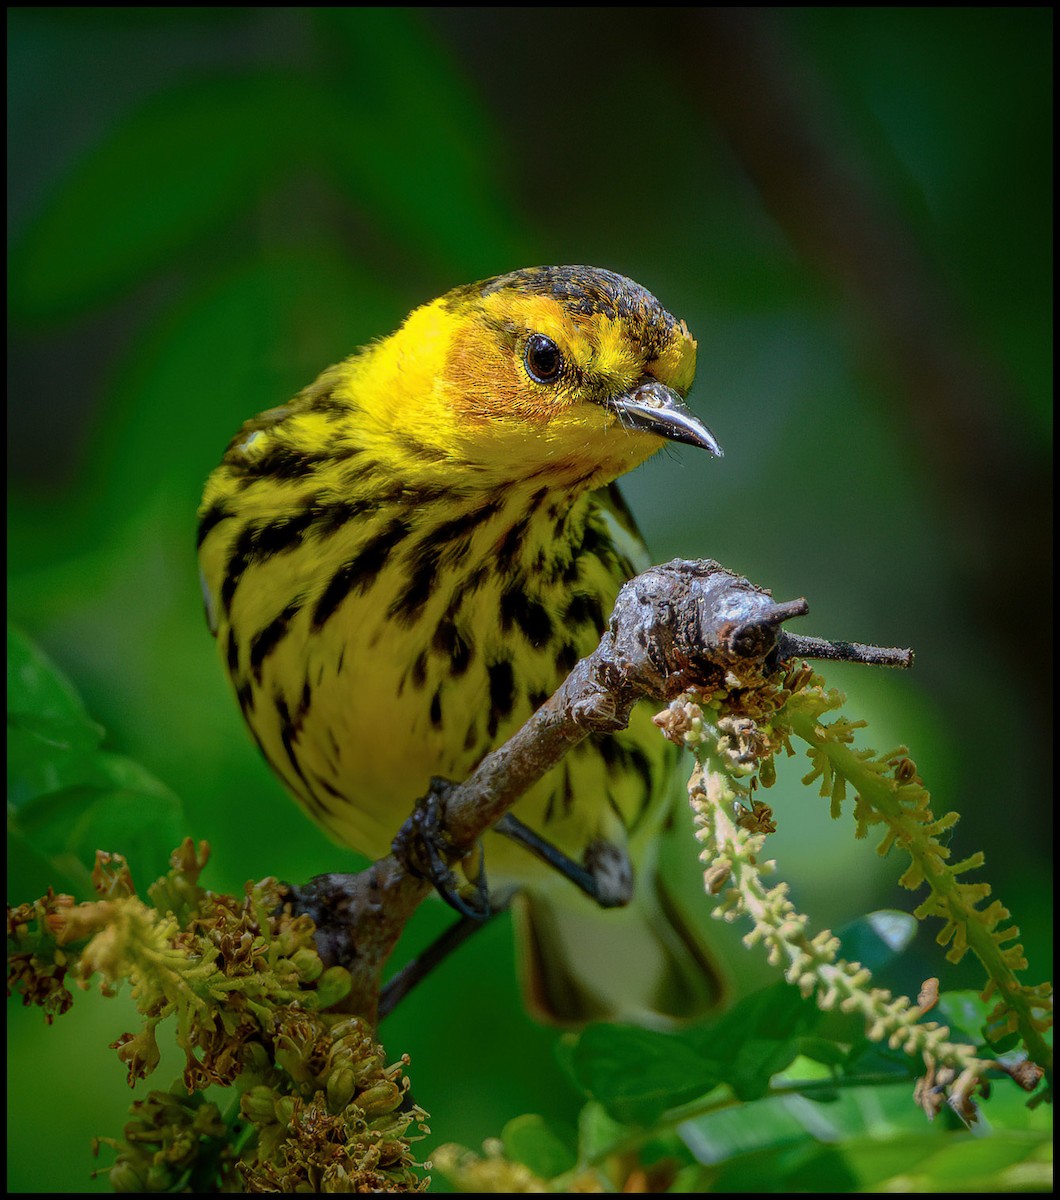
[{"x1": 7, "y1": 7, "x2": 1052, "y2": 1192}]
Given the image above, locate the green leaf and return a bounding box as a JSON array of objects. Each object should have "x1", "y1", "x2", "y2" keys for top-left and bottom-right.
[
  {"x1": 570, "y1": 1024, "x2": 721, "y2": 1126},
  {"x1": 682, "y1": 1081, "x2": 945, "y2": 1178},
  {"x1": 13, "y1": 770, "x2": 183, "y2": 895},
  {"x1": 934, "y1": 990, "x2": 999, "y2": 1046},
  {"x1": 970, "y1": 1077, "x2": 1054, "y2": 1133},
  {"x1": 915, "y1": 1132, "x2": 1051, "y2": 1188},
  {"x1": 835, "y1": 909, "x2": 918, "y2": 971},
  {"x1": 7, "y1": 624, "x2": 97, "y2": 726},
  {"x1": 668, "y1": 1162, "x2": 715, "y2": 1192},
  {"x1": 8, "y1": 713, "x2": 106, "y2": 810},
  {"x1": 90, "y1": 751, "x2": 182, "y2": 804},
  {"x1": 680, "y1": 1094, "x2": 822, "y2": 1166},
  {"x1": 501, "y1": 1114, "x2": 577, "y2": 1182},
  {"x1": 689, "y1": 982, "x2": 821, "y2": 1101},
  {"x1": 928, "y1": 989, "x2": 1026, "y2": 1055},
  {"x1": 779, "y1": 1130, "x2": 1053, "y2": 1193},
  {"x1": 8, "y1": 624, "x2": 105, "y2": 810},
  {"x1": 790, "y1": 1038, "x2": 850, "y2": 1070},
  {"x1": 727, "y1": 1038, "x2": 806, "y2": 1102},
  {"x1": 7, "y1": 625, "x2": 185, "y2": 893},
  {"x1": 576, "y1": 1101, "x2": 630, "y2": 1163},
  {"x1": 6, "y1": 824, "x2": 90, "y2": 903}
]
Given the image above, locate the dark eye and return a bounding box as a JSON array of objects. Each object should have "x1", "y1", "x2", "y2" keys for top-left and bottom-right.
[{"x1": 523, "y1": 333, "x2": 564, "y2": 384}]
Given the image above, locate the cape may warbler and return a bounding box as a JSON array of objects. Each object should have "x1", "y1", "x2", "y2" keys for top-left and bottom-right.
[{"x1": 198, "y1": 266, "x2": 725, "y2": 1025}]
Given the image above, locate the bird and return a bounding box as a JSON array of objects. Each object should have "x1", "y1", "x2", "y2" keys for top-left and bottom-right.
[{"x1": 197, "y1": 265, "x2": 726, "y2": 1027}]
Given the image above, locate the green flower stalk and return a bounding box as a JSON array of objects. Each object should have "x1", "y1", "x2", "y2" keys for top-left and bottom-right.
[
  {"x1": 689, "y1": 752, "x2": 991, "y2": 1118},
  {"x1": 783, "y1": 683, "x2": 1052, "y2": 1079},
  {"x1": 655, "y1": 662, "x2": 1052, "y2": 1117}
]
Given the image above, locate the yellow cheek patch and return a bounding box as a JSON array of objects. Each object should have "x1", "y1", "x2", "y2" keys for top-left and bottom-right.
[
  {"x1": 445, "y1": 319, "x2": 554, "y2": 425},
  {"x1": 446, "y1": 293, "x2": 591, "y2": 425}
]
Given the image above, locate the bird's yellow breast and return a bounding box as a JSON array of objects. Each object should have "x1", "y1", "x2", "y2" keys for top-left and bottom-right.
[
  {"x1": 200, "y1": 458, "x2": 670, "y2": 881},
  {"x1": 197, "y1": 265, "x2": 706, "y2": 884}
]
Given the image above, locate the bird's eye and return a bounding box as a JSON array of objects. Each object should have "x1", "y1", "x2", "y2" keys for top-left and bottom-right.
[{"x1": 523, "y1": 333, "x2": 564, "y2": 385}]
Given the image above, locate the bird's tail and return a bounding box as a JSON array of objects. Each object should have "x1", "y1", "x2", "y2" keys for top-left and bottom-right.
[{"x1": 511, "y1": 854, "x2": 726, "y2": 1029}]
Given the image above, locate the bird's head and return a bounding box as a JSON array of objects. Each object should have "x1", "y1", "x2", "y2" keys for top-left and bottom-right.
[{"x1": 348, "y1": 265, "x2": 722, "y2": 491}]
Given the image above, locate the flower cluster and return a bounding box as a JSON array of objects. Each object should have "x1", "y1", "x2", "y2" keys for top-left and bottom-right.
[
  {"x1": 668, "y1": 663, "x2": 1051, "y2": 1122},
  {"x1": 7, "y1": 840, "x2": 430, "y2": 1192}
]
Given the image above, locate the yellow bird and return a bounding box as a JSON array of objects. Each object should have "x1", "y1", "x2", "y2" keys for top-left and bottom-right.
[{"x1": 198, "y1": 266, "x2": 725, "y2": 1026}]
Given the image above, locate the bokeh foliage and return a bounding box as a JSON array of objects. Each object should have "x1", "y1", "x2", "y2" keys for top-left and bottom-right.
[{"x1": 8, "y1": 7, "x2": 1051, "y2": 1192}]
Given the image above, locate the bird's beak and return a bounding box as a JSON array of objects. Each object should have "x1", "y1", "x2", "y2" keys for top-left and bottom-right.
[{"x1": 603, "y1": 379, "x2": 723, "y2": 456}]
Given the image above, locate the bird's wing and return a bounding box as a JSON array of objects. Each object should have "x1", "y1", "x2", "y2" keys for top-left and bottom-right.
[{"x1": 595, "y1": 481, "x2": 653, "y2": 576}]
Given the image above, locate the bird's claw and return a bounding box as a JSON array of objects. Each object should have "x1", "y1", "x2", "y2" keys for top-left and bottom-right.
[
  {"x1": 392, "y1": 778, "x2": 491, "y2": 921},
  {"x1": 495, "y1": 813, "x2": 633, "y2": 909}
]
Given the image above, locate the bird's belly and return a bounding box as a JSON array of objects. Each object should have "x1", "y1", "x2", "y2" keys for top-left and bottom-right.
[{"x1": 243, "y1": 565, "x2": 665, "y2": 884}]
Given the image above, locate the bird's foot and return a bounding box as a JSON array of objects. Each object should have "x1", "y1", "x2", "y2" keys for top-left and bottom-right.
[
  {"x1": 495, "y1": 813, "x2": 633, "y2": 908},
  {"x1": 392, "y1": 778, "x2": 491, "y2": 920},
  {"x1": 378, "y1": 901, "x2": 509, "y2": 1020}
]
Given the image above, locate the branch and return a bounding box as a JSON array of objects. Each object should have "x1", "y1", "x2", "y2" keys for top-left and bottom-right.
[{"x1": 289, "y1": 558, "x2": 911, "y2": 1026}]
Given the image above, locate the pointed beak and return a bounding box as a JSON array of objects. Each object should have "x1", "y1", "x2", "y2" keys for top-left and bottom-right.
[{"x1": 603, "y1": 379, "x2": 723, "y2": 457}]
